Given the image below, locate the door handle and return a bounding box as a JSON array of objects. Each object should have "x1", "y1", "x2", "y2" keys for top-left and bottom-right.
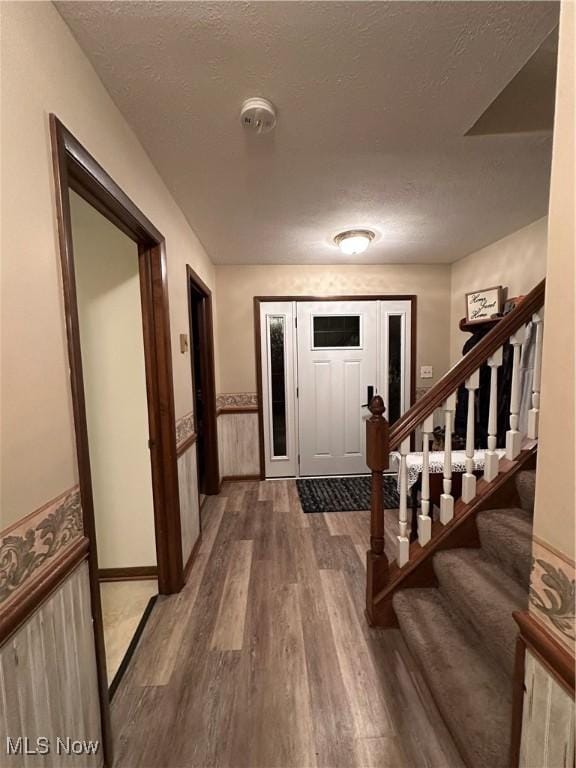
[{"x1": 361, "y1": 385, "x2": 375, "y2": 408}]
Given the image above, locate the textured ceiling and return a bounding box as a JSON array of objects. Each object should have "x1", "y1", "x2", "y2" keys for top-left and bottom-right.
[{"x1": 56, "y1": 1, "x2": 559, "y2": 265}]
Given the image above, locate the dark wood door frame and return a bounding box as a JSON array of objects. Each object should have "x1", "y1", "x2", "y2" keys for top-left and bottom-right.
[
  {"x1": 254, "y1": 294, "x2": 417, "y2": 480},
  {"x1": 50, "y1": 115, "x2": 184, "y2": 767},
  {"x1": 186, "y1": 265, "x2": 220, "y2": 495}
]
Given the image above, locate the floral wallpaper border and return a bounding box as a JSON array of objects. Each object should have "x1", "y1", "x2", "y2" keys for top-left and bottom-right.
[
  {"x1": 175, "y1": 411, "x2": 195, "y2": 447},
  {"x1": 530, "y1": 538, "x2": 575, "y2": 653},
  {"x1": 216, "y1": 393, "x2": 258, "y2": 413},
  {"x1": 0, "y1": 488, "x2": 83, "y2": 606}
]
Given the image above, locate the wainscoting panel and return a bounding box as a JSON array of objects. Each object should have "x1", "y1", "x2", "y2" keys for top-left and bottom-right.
[
  {"x1": 177, "y1": 444, "x2": 200, "y2": 567},
  {"x1": 0, "y1": 562, "x2": 102, "y2": 766},
  {"x1": 218, "y1": 412, "x2": 260, "y2": 479},
  {"x1": 520, "y1": 648, "x2": 575, "y2": 767}
]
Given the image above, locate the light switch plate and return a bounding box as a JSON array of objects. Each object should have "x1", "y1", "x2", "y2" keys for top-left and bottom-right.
[
  {"x1": 420, "y1": 365, "x2": 433, "y2": 379},
  {"x1": 179, "y1": 333, "x2": 189, "y2": 353}
]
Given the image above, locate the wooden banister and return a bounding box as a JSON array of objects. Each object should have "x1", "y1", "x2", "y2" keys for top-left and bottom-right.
[
  {"x1": 365, "y1": 278, "x2": 545, "y2": 624},
  {"x1": 388, "y1": 279, "x2": 545, "y2": 451},
  {"x1": 365, "y1": 395, "x2": 390, "y2": 624}
]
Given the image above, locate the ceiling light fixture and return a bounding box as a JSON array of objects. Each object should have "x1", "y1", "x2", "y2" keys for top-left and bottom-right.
[{"x1": 334, "y1": 229, "x2": 375, "y2": 256}]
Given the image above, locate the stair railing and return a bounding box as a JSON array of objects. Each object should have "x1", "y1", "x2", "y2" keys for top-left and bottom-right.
[{"x1": 366, "y1": 279, "x2": 545, "y2": 623}]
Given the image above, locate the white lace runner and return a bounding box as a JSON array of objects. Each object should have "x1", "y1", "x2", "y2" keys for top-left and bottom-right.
[{"x1": 389, "y1": 448, "x2": 507, "y2": 490}]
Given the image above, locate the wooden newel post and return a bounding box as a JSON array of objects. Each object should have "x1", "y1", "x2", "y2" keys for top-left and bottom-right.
[{"x1": 365, "y1": 395, "x2": 390, "y2": 624}]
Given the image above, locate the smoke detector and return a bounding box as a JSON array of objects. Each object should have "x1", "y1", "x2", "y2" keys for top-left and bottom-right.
[{"x1": 240, "y1": 97, "x2": 277, "y2": 134}]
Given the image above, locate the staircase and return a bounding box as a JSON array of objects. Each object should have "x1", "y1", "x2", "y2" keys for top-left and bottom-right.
[
  {"x1": 364, "y1": 279, "x2": 546, "y2": 767},
  {"x1": 394, "y1": 469, "x2": 535, "y2": 768}
]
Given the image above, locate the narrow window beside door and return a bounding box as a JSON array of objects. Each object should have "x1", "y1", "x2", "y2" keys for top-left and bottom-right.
[
  {"x1": 269, "y1": 316, "x2": 287, "y2": 456},
  {"x1": 388, "y1": 314, "x2": 403, "y2": 424}
]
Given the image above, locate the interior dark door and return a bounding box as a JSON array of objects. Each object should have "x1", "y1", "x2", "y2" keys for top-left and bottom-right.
[
  {"x1": 189, "y1": 295, "x2": 207, "y2": 493},
  {"x1": 186, "y1": 266, "x2": 220, "y2": 495}
]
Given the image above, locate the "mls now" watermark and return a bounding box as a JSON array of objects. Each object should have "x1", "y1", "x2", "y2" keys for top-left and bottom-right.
[{"x1": 5, "y1": 736, "x2": 100, "y2": 757}]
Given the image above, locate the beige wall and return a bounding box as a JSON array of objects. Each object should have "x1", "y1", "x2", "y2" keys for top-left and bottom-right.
[
  {"x1": 216, "y1": 264, "x2": 452, "y2": 396},
  {"x1": 0, "y1": 1, "x2": 214, "y2": 528},
  {"x1": 72, "y1": 192, "x2": 156, "y2": 569},
  {"x1": 449, "y1": 217, "x2": 548, "y2": 362},
  {"x1": 532, "y1": 1, "x2": 575, "y2": 563}
]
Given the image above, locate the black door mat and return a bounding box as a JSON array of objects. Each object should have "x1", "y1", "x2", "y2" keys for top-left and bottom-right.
[{"x1": 296, "y1": 475, "x2": 401, "y2": 513}]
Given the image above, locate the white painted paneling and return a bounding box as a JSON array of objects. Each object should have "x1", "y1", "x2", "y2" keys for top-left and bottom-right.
[
  {"x1": 178, "y1": 446, "x2": 200, "y2": 565},
  {"x1": 343, "y1": 360, "x2": 362, "y2": 456},
  {"x1": 218, "y1": 413, "x2": 260, "y2": 478},
  {"x1": 520, "y1": 649, "x2": 575, "y2": 768},
  {"x1": 312, "y1": 361, "x2": 332, "y2": 457},
  {"x1": 0, "y1": 563, "x2": 103, "y2": 767}
]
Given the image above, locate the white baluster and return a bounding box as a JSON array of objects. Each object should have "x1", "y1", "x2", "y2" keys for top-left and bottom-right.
[
  {"x1": 528, "y1": 312, "x2": 544, "y2": 440},
  {"x1": 418, "y1": 414, "x2": 434, "y2": 546},
  {"x1": 440, "y1": 393, "x2": 456, "y2": 524},
  {"x1": 462, "y1": 369, "x2": 480, "y2": 503},
  {"x1": 506, "y1": 326, "x2": 527, "y2": 460},
  {"x1": 484, "y1": 347, "x2": 503, "y2": 482},
  {"x1": 397, "y1": 437, "x2": 410, "y2": 567}
]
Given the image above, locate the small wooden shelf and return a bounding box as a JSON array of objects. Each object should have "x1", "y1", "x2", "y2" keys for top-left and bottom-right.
[{"x1": 459, "y1": 316, "x2": 502, "y2": 334}]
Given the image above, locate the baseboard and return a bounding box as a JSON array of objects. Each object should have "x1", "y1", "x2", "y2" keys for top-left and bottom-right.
[
  {"x1": 183, "y1": 534, "x2": 202, "y2": 582},
  {"x1": 99, "y1": 566, "x2": 158, "y2": 582},
  {"x1": 220, "y1": 474, "x2": 261, "y2": 484}
]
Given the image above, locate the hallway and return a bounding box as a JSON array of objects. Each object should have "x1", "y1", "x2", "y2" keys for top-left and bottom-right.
[{"x1": 111, "y1": 481, "x2": 463, "y2": 768}]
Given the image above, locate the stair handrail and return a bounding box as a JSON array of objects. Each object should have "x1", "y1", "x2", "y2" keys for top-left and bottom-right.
[{"x1": 387, "y1": 278, "x2": 545, "y2": 452}]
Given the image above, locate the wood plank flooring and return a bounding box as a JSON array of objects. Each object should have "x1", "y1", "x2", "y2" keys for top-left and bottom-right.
[{"x1": 111, "y1": 480, "x2": 464, "y2": 768}]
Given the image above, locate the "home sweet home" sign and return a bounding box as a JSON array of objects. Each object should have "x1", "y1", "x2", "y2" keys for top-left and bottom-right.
[{"x1": 465, "y1": 286, "x2": 503, "y2": 324}]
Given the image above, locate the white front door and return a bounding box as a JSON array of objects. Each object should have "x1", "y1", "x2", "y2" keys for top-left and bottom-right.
[{"x1": 297, "y1": 301, "x2": 378, "y2": 476}]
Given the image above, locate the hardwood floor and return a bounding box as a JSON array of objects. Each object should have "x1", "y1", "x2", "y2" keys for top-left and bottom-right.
[{"x1": 111, "y1": 480, "x2": 464, "y2": 768}]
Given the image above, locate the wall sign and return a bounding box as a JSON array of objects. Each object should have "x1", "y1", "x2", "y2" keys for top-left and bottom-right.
[{"x1": 465, "y1": 286, "x2": 502, "y2": 324}]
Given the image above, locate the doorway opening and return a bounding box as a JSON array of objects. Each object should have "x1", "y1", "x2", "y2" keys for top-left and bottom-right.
[
  {"x1": 186, "y1": 265, "x2": 220, "y2": 496},
  {"x1": 69, "y1": 190, "x2": 159, "y2": 698},
  {"x1": 51, "y1": 116, "x2": 184, "y2": 766},
  {"x1": 255, "y1": 296, "x2": 416, "y2": 479}
]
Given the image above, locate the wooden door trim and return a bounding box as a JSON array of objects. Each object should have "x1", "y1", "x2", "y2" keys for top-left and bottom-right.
[
  {"x1": 187, "y1": 264, "x2": 220, "y2": 495},
  {"x1": 50, "y1": 115, "x2": 183, "y2": 767},
  {"x1": 253, "y1": 295, "x2": 417, "y2": 480}
]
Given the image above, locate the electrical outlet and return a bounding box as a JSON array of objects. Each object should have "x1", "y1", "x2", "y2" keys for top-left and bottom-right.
[{"x1": 420, "y1": 365, "x2": 433, "y2": 379}]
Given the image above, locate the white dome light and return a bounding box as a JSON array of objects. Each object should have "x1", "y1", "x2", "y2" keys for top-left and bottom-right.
[{"x1": 334, "y1": 229, "x2": 375, "y2": 256}]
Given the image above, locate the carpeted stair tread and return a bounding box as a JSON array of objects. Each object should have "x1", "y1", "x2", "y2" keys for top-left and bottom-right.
[
  {"x1": 393, "y1": 588, "x2": 512, "y2": 768},
  {"x1": 433, "y1": 548, "x2": 528, "y2": 675},
  {"x1": 477, "y1": 507, "x2": 533, "y2": 587},
  {"x1": 515, "y1": 469, "x2": 536, "y2": 514}
]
